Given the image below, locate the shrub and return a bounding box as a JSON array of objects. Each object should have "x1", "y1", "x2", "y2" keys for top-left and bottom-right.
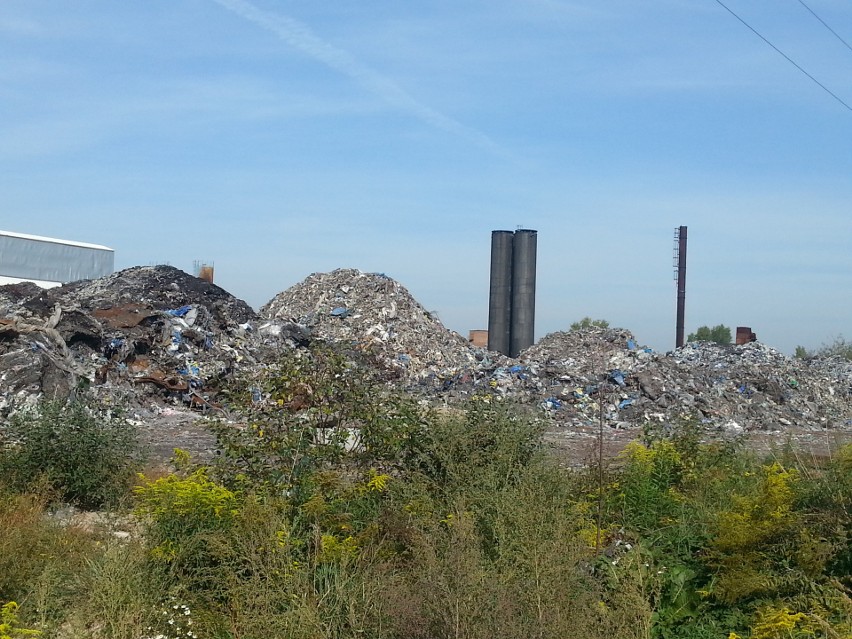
[
  {"x1": 68, "y1": 540, "x2": 170, "y2": 639},
  {"x1": 212, "y1": 343, "x2": 423, "y2": 497},
  {"x1": 0, "y1": 488, "x2": 98, "y2": 610},
  {"x1": 135, "y1": 467, "x2": 238, "y2": 572},
  {"x1": 571, "y1": 317, "x2": 610, "y2": 331},
  {"x1": 403, "y1": 402, "x2": 544, "y2": 495},
  {"x1": 0, "y1": 602, "x2": 40, "y2": 639},
  {"x1": 813, "y1": 335, "x2": 852, "y2": 361},
  {"x1": 0, "y1": 399, "x2": 141, "y2": 509},
  {"x1": 687, "y1": 324, "x2": 732, "y2": 345}
]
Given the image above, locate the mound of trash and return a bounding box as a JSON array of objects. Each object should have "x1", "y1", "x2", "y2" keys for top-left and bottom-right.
[
  {"x1": 261, "y1": 269, "x2": 479, "y2": 381},
  {"x1": 0, "y1": 266, "x2": 262, "y2": 411},
  {"x1": 39, "y1": 266, "x2": 255, "y2": 326},
  {"x1": 2, "y1": 265, "x2": 851, "y2": 461},
  {"x1": 508, "y1": 328, "x2": 852, "y2": 434}
]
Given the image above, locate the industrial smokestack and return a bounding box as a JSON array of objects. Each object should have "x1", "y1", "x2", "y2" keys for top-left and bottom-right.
[
  {"x1": 487, "y1": 230, "x2": 514, "y2": 354},
  {"x1": 510, "y1": 229, "x2": 537, "y2": 357},
  {"x1": 675, "y1": 226, "x2": 687, "y2": 349}
]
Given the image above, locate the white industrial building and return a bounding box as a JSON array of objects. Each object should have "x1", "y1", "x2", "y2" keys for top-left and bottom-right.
[{"x1": 0, "y1": 230, "x2": 114, "y2": 288}]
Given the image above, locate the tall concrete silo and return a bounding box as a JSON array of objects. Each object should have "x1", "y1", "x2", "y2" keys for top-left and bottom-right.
[
  {"x1": 486, "y1": 228, "x2": 537, "y2": 357},
  {"x1": 487, "y1": 230, "x2": 514, "y2": 354},
  {"x1": 510, "y1": 229, "x2": 537, "y2": 357}
]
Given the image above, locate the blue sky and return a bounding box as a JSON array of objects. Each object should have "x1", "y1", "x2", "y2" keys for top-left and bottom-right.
[{"x1": 2, "y1": 1, "x2": 851, "y2": 354}]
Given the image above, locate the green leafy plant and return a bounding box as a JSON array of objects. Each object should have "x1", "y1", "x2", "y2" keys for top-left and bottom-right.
[
  {"x1": 0, "y1": 399, "x2": 141, "y2": 509},
  {"x1": 142, "y1": 598, "x2": 197, "y2": 639},
  {"x1": 0, "y1": 602, "x2": 40, "y2": 639},
  {"x1": 793, "y1": 345, "x2": 810, "y2": 359},
  {"x1": 687, "y1": 324, "x2": 732, "y2": 345},
  {"x1": 135, "y1": 466, "x2": 238, "y2": 566},
  {"x1": 211, "y1": 343, "x2": 423, "y2": 497},
  {"x1": 571, "y1": 317, "x2": 610, "y2": 331}
]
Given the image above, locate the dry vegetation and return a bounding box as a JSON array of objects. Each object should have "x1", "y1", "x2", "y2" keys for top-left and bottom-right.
[{"x1": 1, "y1": 344, "x2": 850, "y2": 639}]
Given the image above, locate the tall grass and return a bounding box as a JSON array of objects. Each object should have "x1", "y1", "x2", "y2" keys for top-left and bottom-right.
[{"x1": 1, "y1": 388, "x2": 849, "y2": 638}]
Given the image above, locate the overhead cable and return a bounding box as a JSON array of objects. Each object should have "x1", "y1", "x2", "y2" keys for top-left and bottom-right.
[
  {"x1": 713, "y1": 0, "x2": 852, "y2": 112},
  {"x1": 795, "y1": 0, "x2": 852, "y2": 55}
]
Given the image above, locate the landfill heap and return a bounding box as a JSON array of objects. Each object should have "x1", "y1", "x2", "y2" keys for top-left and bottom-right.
[
  {"x1": 1, "y1": 265, "x2": 851, "y2": 455},
  {"x1": 0, "y1": 266, "x2": 267, "y2": 413},
  {"x1": 507, "y1": 327, "x2": 852, "y2": 434},
  {"x1": 260, "y1": 269, "x2": 481, "y2": 382}
]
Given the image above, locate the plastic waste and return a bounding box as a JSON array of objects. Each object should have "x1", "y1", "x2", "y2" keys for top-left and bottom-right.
[{"x1": 166, "y1": 305, "x2": 192, "y2": 317}]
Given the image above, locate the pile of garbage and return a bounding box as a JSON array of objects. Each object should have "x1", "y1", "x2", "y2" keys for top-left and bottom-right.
[
  {"x1": 0, "y1": 266, "x2": 263, "y2": 412},
  {"x1": 261, "y1": 269, "x2": 480, "y2": 381},
  {"x1": 506, "y1": 327, "x2": 852, "y2": 434},
  {"x1": 1, "y1": 265, "x2": 851, "y2": 448}
]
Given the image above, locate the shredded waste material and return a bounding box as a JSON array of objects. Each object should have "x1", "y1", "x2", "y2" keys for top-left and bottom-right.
[
  {"x1": 260, "y1": 268, "x2": 481, "y2": 381},
  {"x1": 1, "y1": 265, "x2": 850, "y2": 460}
]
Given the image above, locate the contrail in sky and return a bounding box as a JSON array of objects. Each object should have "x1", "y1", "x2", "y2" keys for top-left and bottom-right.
[{"x1": 212, "y1": 0, "x2": 507, "y2": 155}]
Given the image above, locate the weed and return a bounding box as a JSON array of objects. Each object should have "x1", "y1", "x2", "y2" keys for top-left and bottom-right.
[
  {"x1": 0, "y1": 398, "x2": 141, "y2": 509},
  {"x1": 0, "y1": 602, "x2": 40, "y2": 639}
]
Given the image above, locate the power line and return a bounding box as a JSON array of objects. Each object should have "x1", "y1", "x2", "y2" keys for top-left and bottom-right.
[
  {"x1": 795, "y1": 0, "x2": 852, "y2": 55},
  {"x1": 713, "y1": 0, "x2": 852, "y2": 112}
]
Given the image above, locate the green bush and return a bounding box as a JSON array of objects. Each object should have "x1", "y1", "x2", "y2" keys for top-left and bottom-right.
[
  {"x1": 134, "y1": 465, "x2": 238, "y2": 595},
  {"x1": 0, "y1": 399, "x2": 141, "y2": 509},
  {"x1": 212, "y1": 343, "x2": 423, "y2": 497},
  {"x1": 571, "y1": 317, "x2": 610, "y2": 331},
  {"x1": 687, "y1": 324, "x2": 732, "y2": 345},
  {"x1": 0, "y1": 601, "x2": 41, "y2": 639},
  {"x1": 402, "y1": 402, "x2": 544, "y2": 495},
  {"x1": 67, "y1": 540, "x2": 169, "y2": 639}
]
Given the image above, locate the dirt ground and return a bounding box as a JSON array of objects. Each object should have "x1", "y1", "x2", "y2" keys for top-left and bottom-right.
[
  {"x1": 543, "y1": 421, "x2": 852, "y2": 469},
  {"x1": 135, "y1": 407, "x2": 852, "y2": 474}
]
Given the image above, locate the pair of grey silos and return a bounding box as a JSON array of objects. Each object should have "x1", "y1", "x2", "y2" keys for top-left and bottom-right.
[{"x1": 487, "y1": 229, "x2": 537, "y2": 358}]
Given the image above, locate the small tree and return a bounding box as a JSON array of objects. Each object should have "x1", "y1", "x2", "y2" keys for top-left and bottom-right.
[
  {"x1": 570, "y1": 317, "x2": 609, "y2": 331},
  {"x1": 687, "y1": 324, "x2": 732, "y2": 345}
]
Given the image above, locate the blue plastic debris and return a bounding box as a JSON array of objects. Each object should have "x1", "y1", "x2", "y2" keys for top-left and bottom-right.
[
  {"x1": 177, "y1": 364, "x2": 201, "y2": 377},
  {"x1": 509, "y1": 365, "x2": 524, "y2": 374},
  {"x1": 543, "y1": 397, "x2": 562, "y2": 410},
  {"x1": 609, "y1": 370, "x2": 626, "y2": 387},
  {"x1": 166, "y1": 305, "x2": 192, "y2": 317},
  {"x1": 627, "y1": 339, "x2": 636, "y2": 350},
  {"x1": 330, "y1": 307, "x2": 350, "y2": 318},
  {"x1": 105, "y1": 337, "x2": 125, "y2": 358},
  {"x1": 618, "y1": 398, "x2": 634, "y2": 409}
]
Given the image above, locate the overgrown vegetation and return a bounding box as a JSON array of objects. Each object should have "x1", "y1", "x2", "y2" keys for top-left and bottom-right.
[
  {"x1": 687, "y1": 324, "x2": 732, "y2": 345},
  {"x1": 1, "y1": 348, "x2": 850, "y2": 638},
  {"x1": 0, "y1": 399, "x2": 142, "y2": 509}
]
